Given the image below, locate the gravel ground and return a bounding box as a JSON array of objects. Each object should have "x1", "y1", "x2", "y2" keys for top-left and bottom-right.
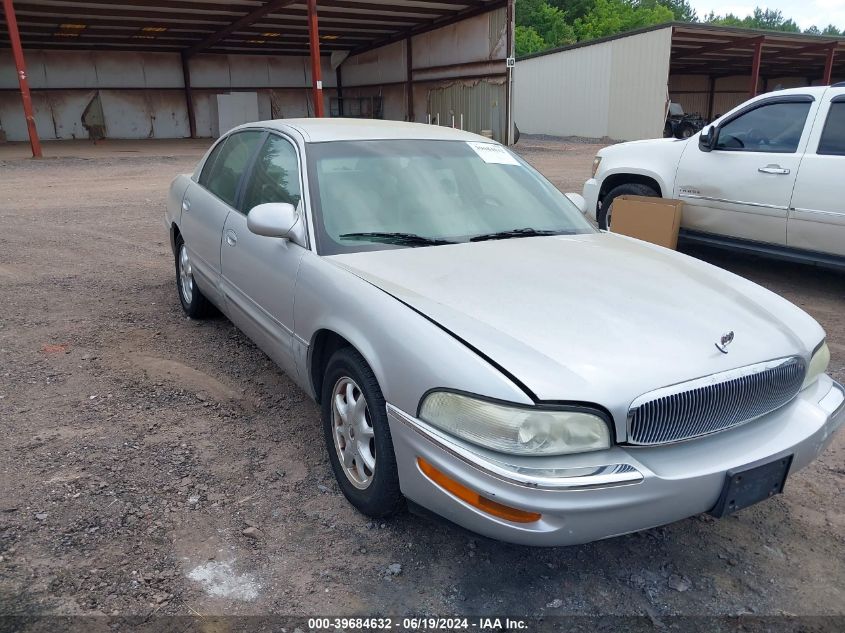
[{"x1": 0, "y1": 137, "x2": 843, "y2": 628}]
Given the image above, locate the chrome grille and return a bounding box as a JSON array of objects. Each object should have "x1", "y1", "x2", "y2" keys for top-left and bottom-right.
[{"x1": 627, "y1": 357, "x2": 806, "y2": 446}]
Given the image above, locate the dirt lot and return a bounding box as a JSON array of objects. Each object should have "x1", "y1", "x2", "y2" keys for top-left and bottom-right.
[{"x1": 1, "y1": 136, "x2": 843, "y2": 628}]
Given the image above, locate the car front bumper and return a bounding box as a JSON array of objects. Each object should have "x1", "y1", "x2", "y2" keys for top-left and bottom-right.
[
  {"x1": 582, "y1": 178, "x2": 600, "y2": 222},
  {"x1": 386, "y1": 376, "x2": 845, "y2": 546}
]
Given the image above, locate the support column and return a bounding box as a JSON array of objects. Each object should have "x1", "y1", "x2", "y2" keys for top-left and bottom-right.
[
  {"x1": 749, "y1": 39, "x2": 763, "y2": 98},
  {"x1": 823, "y1": 45, "x2": 836, "y2": 85},
  {"x1": 505, "y1": 0, "x2": 514, "y2": 144},
  {"x1": 2, "y1": 0, "x2": 42, "y2": 157},
  {"x1": 335, "y1": 65, "x2": 343, "y2": 117},
  {"x1": 706, "y1": 76, "x2": 716, "y2": 122},
  {"x1": 181, "y1": 52, "x2": 197, "y2": 138},
  {"x1": 307, "y1": 0, "x2": 324, "y2": 117},
  {"x1": 405, "y1": 37, "x2": 414, "y2": 122}
]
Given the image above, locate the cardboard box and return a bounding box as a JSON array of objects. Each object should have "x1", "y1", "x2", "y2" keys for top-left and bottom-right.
[{"x1": 611, "y1": 195, "x2": 683, "y2": 250}]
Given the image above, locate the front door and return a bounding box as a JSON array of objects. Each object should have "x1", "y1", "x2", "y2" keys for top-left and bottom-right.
[
  {"x1": 788, "y1": 94, "x2": 845, "y2": 257},
  {"x1": 220, "y1": 133, "x2": 307, "y2": 375},
  {"x1": 180, "y1": 130, "x2": 264, "y2": 304},
  {"x1": 675, "y1": 97, "x2": 815, "y2": 246}
]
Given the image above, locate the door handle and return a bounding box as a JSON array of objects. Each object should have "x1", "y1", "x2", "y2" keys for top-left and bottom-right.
[
  {"x1": 758, "y1": 165, "x2": 790, "y2": 175},
  {"x1": 182, "y1": 198, "x2": 191, "y2": 212},
  {"x1": 225, "y1": 229, "x2": 237, "y2": 246}
]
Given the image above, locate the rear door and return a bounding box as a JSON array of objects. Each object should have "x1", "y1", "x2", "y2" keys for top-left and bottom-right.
[
  {"x1": 788, "y1": 91, "x2": 845, "y2": 257},
  {"x1": 219, "y1": 132, "x2": 307, "y2": 376},
  {"x1": 180, "y1": 130, "x2": 264, "y2": 305},
  {"x1": 674, "y1": 95, "x2": 816, "y2": 245}
]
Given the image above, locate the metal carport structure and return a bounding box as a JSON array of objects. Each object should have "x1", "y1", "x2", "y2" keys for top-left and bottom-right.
[
  {"x1": 1, "y1": 0, "x2": 514, "y2": 156},
  {"x1": 515, "y1": 23, "x2": 845, "y2": 142}
]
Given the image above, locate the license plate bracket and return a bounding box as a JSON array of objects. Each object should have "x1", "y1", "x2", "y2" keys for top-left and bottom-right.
[{"x1": 710, "y1": 454, "x2": 793, "y2": 518}]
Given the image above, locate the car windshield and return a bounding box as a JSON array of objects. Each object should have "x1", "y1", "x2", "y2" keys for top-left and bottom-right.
[{"x1": 306, "y1": 139, "x2": 595, "y2": 254}]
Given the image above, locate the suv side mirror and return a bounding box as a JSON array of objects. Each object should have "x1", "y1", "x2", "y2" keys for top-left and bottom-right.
[
  {"x1": 699, "y1": 125, "x2": 716, "y2": 152},
  {"x1": 247, "y1": 202, "x2": 306, "y2": 246}
]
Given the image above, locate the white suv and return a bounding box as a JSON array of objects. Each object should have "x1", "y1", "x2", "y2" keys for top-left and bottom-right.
[{"x1": 583, "y1": 84, "x2": 845, "y2": 268}]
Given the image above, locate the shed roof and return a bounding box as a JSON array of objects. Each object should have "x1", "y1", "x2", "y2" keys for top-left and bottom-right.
[
  {"x1": 1, "y1": 0, "x2": 504, "y2": 57},
  {"x1": 519, "y1": 22, "x2": 845, "y2": 79}
]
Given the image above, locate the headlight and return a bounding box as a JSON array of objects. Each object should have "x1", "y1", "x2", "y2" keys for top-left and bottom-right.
[
  {"x1": 802, "y1": 341, "x2": 830, "y2": 390},
  {"x1": 418, "y1": 391, "x2": 611, "y2": 456},
  {"x1": 591, "y1": 156, "x2": 602, "y2": 177}
]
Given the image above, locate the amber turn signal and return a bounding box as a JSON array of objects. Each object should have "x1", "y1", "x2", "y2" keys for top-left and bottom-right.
[{"x1": 417, "y1": 457, "x2": 542, "y2": 524}]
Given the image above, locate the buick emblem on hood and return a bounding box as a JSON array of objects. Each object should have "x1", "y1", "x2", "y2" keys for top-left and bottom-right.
[{"x1": 715, "y1": 331, "x2": 735, "y2": 354}]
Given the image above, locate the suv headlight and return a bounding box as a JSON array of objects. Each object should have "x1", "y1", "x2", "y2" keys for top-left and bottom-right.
[
  {"x1": 419, "y1": 391, "x2": 611, "y2": 456},
  {"x1": 591, "y1": 156, "x2": 602, "y2": 177},
  {"x1": 802, "y1": 341, "x2": 830, "y2": 390}
]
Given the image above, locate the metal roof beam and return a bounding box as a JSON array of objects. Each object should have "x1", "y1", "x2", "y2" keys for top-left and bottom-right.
[
  {"x1": 186, "y1": 0, "x2": 299, "y2": 55},
  {"x1": 672, "y1": 35, "x2": 765, "y2": 61}
]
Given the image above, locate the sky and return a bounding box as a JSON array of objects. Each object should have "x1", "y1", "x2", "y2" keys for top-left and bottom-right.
[{"x1": 688, "y1": 0, "x2": 845, "y2": 30}]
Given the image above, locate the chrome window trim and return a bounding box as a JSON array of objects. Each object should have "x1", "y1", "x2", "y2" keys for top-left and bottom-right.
[{"x1": 387, "y1": 404, "x2": 643, "y2": 490}]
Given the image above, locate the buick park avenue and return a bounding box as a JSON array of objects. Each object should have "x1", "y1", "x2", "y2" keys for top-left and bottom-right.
[{"x1": 165, "y1": 119, "x2": 843, "y2": 545}]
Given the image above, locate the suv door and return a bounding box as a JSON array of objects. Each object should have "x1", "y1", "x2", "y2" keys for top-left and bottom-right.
[
  {"x1": 219, "y1": 132, "x2": 307, "y2": 377},
  {"x1": 674, "y1": 95, "x2": 816, "y2": 245},
  {"x1": 788, "y1": 93, "x2": 845, "y2": 257},
  {"x1": 180, "y1": 130, "x2": 264, "y2": 305}
]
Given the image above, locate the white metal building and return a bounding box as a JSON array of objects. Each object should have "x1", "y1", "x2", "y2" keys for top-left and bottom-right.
[
  {"x1": 0, "y1": 0, "x2": 515, "y2": 155},
  {"x1": 515, "y1": 23, "x2": 845, "y2": 141}
]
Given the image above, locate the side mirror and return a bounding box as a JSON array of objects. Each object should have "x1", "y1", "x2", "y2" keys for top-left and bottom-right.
[
  {"x1": 565, "y1": 192, "x2": 587, "y2": 214},
  {"x1": 247, "y1": 202, "x2": 304, "y2": 245},
  {"x1": 699, "y1": 125, "x2": 716, "y2": 152}
]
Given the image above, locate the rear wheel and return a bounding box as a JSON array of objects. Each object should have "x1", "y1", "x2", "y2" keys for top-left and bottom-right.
[
  {"x1": 321, "y1": 347, "x2": 403, "y2": 518},
  {"x1": 597, "y1": 183, "x2": 660, "y2": 230},
  {"x1": 175, "y1": 236, "x2": 213, "y2": 318}
]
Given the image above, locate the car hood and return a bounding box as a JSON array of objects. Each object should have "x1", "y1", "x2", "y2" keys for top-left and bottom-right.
[{"x1": 327, "y1": 233, "x2": 822, "y2": 429}]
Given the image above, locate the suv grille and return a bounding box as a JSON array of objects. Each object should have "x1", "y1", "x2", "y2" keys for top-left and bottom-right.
[{"x1": 627, "y1": 357, "x2": 806, "y2": 446}]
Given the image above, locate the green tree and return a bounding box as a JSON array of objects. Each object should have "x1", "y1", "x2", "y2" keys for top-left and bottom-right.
[
  {"x1": 574, "y1": 0, "x2": 673, "y2": 41},
  {"x1": 804, "y1": 25, "x2": 821, "y2": 35},
  {"x1": 705, "y1": 7, "x2": 801, "y2": 32},
  {"x1": 516, "y1": 0, "x2": 577, "y2": 48},
  {"x1": 515, "y1": 25, "x2": 548, "y2": 55},
  {"x1": 822, "y1": 24, "x2": 842, "y2": 36}
]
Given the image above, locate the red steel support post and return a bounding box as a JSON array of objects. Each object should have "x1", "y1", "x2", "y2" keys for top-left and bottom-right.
[
  {"x1": 307, "y1": 0, "x2": 325, "y2": 117},
  {"x1": 749, "y1": 40, "x2": 763, "y2": 98},
  {"x1": 2, "y1": 0, "x2": 42, "y2": 157},
  {"x1": 823, "y1": 45, "x2": 836, "y2": 85}
]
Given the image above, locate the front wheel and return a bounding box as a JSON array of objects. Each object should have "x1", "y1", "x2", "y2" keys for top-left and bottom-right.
[
  {"x1": 321, "y1": 347, "x2": 404, "y2": 518},
  {"x1": 597, "y1": 183, "x2": 660, "y2": 230},
  {"x1": 175, "y1": 236, "x2": 213, "y2": 318}
]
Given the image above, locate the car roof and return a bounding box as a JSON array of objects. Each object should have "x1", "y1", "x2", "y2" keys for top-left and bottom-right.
[{"x1": 237, "y1": 118, "x2": 497, "y2": 143}]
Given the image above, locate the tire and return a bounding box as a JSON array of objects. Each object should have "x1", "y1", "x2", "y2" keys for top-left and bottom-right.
[
  {"x1": 321, "y1": 347, "x2": 404, "y2": 518},
  {"x1": 597, "y1": 183, "x2": 660, "y2": 230},
  {"x1": 174, "y1": 235, "x2": 213, "y2": 319},
  {"x1": 679, "y1": 122, "x2": 696, "y2": 139}
]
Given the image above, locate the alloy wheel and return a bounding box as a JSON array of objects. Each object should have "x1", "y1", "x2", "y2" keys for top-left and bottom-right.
[
  {"x1": 331, "y1": 376, "x2": 376, "y2": 489},
  {"x1": 178, "y1": 244, "x2": 194, "y2": 305}
]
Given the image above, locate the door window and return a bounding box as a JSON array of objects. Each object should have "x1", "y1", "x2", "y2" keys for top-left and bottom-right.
[
  {"x1": 241, "y1": 134, "x2": 302, "y2": 214},
  {"x1": 198, "y1": 139, "x2": 227, "y2": 186},
  {"x1": 817, "y1": 102, "x2": 845, "y2": 156},
  {"x1": 715, "y1": 101, "x2": 811, "y2": 153},
  {"x1": 202, "y1": 131, "x2": 264, "y2": 207}
]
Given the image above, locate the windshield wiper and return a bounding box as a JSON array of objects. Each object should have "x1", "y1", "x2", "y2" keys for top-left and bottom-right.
[
  {"x1": 339, "y1": 232, "x2": 456, "y2": 247},
  {"x1": 469, "y1": 227, "x2": 569, "y2": 242}
]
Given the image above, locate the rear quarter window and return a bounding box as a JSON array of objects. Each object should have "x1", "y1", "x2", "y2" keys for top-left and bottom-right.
[{"x1": 817, "y1": 102, "x2": 845, "y2": 156}]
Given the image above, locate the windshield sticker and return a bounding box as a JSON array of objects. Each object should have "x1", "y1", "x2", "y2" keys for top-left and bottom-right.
[{"x1": 466, "y1": 141, "x2": 520, "y2": 165}]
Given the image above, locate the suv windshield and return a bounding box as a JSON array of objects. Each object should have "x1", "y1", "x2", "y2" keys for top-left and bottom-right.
[{"x1": 306, "y1": 139, "x2": 595, "y2": 254}]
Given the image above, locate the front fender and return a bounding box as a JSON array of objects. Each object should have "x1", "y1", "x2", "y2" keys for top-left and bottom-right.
[
  {"x1": 594, "y1": 138, "x2": 690, "y2": 202},
  {"x1": 293, "y1": 253, "x2": 533, "y2": 414}
]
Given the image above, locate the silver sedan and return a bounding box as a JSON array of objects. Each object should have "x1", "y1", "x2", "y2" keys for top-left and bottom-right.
[{"x1": 165, "y1": 119, "x2": 844, "y2": 546}]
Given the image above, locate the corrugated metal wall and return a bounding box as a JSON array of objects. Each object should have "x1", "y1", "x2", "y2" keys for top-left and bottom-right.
[
  {"x1": 515, "y1": 27, "x2": 673, "y2": 141},
  {"x1": 607, "y1": 29, "x2": 673, "y2": 140},
  {"x1": 426, "y1": 78, "x2": 506, "y2": 140},
  {"x1": 0, "y1": 50, "x2": 337, "y2": 140},
  {"x1": 341, "y1": 7, "x2": 510, "y2": 141},
  {"x1": 668, "y1": 74, "x2": 832, "y2": 122}
]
